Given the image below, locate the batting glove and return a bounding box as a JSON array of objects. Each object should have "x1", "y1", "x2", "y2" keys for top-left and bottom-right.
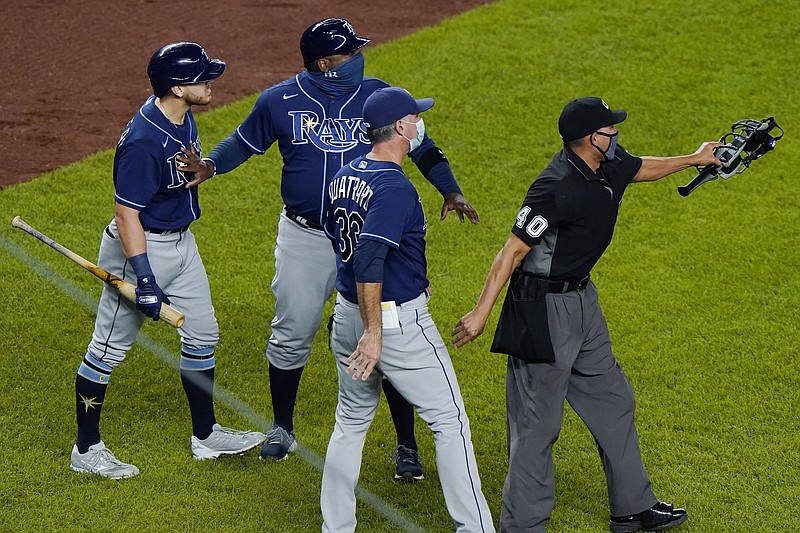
[{"x1": 135, "y1": 275, "x2": 170, "y2": 320}]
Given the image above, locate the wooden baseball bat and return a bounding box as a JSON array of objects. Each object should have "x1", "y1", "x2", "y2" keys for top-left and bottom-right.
[{"x1": 11, "y1": 216, "x2": 185, "y2": 328}]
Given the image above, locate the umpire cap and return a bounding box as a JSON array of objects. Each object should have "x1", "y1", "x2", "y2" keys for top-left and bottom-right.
[
  {"x1": 300, "y1": 18, "x2": 371, "y2": 64},
  {"x1": 147, "y1": 42, "x2": 226, "y2": 98},
  {"x1": 558, "y1": 97, "x2": 627, "y2": 142}
]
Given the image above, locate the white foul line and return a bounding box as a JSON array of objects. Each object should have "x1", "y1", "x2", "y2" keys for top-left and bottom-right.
[{"x1": 0, "y1": 232, "x2": 428, "y2": 533}]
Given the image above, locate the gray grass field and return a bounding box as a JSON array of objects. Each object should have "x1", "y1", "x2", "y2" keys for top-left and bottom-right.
[{"x1": 1, "y1": 0, "x2": 799, "y2": 531}]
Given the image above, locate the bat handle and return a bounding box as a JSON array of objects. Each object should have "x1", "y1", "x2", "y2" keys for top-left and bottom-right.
[{"x1": 678, "y1": 165, "x2": 718, "y2": 197}]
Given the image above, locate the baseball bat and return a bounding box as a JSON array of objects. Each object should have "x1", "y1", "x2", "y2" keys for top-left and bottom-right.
[{"x1": 11, "y1": 216, "x2": 185, "y2": 328}]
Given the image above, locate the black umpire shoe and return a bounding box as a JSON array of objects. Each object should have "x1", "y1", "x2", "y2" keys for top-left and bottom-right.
[{"x1": 610, "y1": 501, "x2": 688, "y2": 532}]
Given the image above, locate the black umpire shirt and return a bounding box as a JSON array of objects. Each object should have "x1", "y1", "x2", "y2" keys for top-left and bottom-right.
[{"x1": 511, "y1": 145, "x2": 643, "y2": 282}]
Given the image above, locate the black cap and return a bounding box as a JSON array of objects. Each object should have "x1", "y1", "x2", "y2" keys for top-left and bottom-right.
[{"x1": 558, "y1": 97, "x2": 627, "y2": 143}]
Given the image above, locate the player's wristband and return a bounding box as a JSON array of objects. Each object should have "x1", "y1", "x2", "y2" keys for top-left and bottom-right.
[
  {"x1": 201, "y1": 158, "x2": 217, "y2": 179},
  {"x1": 129, "y1": 253, "x2": 154, "y2": 279}
]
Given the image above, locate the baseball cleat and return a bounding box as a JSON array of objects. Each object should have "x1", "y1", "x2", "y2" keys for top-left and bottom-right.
[
  {"x1": 610, "y1": 501, "x2": 688, "y2": 532},
  {"x1": 393, "y1": 444, "x2": 424, "y2": 482},
  {"x1": 191, "y1": 423, "x2": 267, "y2": 460},
  {"x1": 70, "y1": 441, "x2": 140, "y2": 479},
  {"x1": 259, "y1": 425, "x2": 297, "y2": 461}
]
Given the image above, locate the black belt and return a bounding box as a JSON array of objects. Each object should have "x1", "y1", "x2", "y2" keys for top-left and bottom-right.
[
  {"x1": 284, "y1": 207, "x2": 323, "y2": 231},
  {"x1": 513, "y1": 270, "x2": 590, "y2": 298},
  {"x1": 143, "y1": 225, "x2": 189, "y2": 235},
  {"x1": 548, "y1": 276, "x2": 590, "y2": 293}
]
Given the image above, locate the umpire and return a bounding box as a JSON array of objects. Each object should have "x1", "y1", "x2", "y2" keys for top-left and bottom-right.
[{"x1": 451, "y1": 97, "x2": 721, "y2": 532}]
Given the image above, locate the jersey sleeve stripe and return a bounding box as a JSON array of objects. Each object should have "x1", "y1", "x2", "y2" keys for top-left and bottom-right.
[
  {"x1": 114, "y1": 194, "x2": 147, "y2": 210},
  {"x1": 359, "y1": 232, "x2": 400, "y2": 249},
  {"x1": 234, "y1": 127, "x2": 266, "y2": 154}
]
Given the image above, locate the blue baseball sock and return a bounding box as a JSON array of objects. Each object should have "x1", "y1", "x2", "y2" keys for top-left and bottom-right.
[
  {"x1": 180, "y1": 348, "x2": 217, "y2": 440},
  {"x1": 75, "y1": 354, "x2": 112, "y2": 454}
]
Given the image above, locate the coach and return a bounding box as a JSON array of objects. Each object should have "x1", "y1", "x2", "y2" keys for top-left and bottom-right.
[
  {"x1": 321, "y1": 87, "x2": 494, "y2": 533},
  {"x1": 451, "y1": 97, "x2": 720, "y2": 532}
]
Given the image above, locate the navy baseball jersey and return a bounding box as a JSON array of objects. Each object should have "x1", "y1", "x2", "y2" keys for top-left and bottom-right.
[
  {"x1": 512, "y1": 144, "x2": 643, "y2": 281},
  {"x1": 324, "y1": 157, "x2": 429, "y2": 304},
  {"x1": 230, "y1": 72, "x2": 454, "y2": 227},
  {"x1": 113, "y1": 95, "x2": 202, "y2": 230}
]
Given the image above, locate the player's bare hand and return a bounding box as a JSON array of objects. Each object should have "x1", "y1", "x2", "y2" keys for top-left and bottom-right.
[
  {"x1": 346, "y1": 330, "x2": 381, "y2": 381},
  {"x1": 693, "y1": 141, "x2": 724, "y2": 167},
  {"x1": 441, "y1": 192, "x2": 480, "y2": 224},
  {"x1": 451, "y1": 309, "x2": 487, "y2": 348},
  {"x1": 177, "y1": 146, "x2": 216, "y2": 188}
]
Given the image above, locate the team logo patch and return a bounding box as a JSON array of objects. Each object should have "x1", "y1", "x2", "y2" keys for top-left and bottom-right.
[
  {"x1": 289, "y1": 111, "x2": 369, "y2": 152},
  {"x1": 79, "y1": 393, "x2": 102, "y2": 413}
]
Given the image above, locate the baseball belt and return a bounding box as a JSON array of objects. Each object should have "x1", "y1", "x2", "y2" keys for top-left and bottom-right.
[{"x1": 284, "y1": 207, "x2": 323, "y2": 231}]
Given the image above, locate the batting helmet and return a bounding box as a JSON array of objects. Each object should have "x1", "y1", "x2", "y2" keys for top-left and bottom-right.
[
  {"x1": 300, "y1": 18, "x2": 371, "y2": 65},
  {"x1": 147, "y1": 42, "x2": 226, "y2": 98}
]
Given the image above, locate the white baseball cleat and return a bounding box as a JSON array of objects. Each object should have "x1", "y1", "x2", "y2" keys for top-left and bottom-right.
[
  {"x1": 191, "y1": 423, "x2": 267, "y2": 460},
  {"x1": 70, "y1": 441, "x2": 140, "y2": 479}
]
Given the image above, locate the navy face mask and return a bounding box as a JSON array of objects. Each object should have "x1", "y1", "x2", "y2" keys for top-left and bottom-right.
[
  {"x1": 306, "y1": 52, "x2": 365, "y2": 96},
  {"x1": 593, "y1": 131, "x2": 618, "y2": 161}
]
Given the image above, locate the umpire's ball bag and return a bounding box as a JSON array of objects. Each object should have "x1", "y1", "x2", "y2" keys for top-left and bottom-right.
[{"x1": 490, "y1": 269, "x2": 556, "y2": 363}]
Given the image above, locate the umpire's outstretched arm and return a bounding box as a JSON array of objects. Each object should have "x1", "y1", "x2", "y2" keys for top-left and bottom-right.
[{"x1": 451, "y1": 233, "x2": 530, "y2": 348}]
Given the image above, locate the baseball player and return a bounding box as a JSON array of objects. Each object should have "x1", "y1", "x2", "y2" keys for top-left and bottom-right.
[
  {"x1": 320, "y1": 86, "x2": 494, "y2": 533},
  {"x1": 177, "y1": 18, "x2": 479, "y2": 478},
  {"x1": 451, "y1": 97, "x2": 721, "y2": 532},
  {"x1": 70, "y1": 42, "x2": 266, "y2": 480}
]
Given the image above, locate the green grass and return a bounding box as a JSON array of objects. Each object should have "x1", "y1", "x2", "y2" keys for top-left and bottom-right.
[{"x1": 1, "y1": 0, "x2": 799, "y2": 531}]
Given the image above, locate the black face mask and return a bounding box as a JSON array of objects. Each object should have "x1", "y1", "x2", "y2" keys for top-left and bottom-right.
[{"x1": 592, "y1": 131, "x2": 618, "y2": 161}]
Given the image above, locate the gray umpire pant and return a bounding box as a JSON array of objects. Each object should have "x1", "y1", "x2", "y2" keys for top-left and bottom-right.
[{"x1": 500, "y1": 281, "x2": 657, "y2": 533}]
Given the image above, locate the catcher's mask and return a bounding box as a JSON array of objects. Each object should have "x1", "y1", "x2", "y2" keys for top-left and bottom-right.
[{"x1": 147, "y1": 42, "x2": 226, "y2": 98}]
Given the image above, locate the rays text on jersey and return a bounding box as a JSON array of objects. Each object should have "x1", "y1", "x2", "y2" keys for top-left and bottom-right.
[{"x1": 288, "y1": 111, "x2": 369, "y2": 152}]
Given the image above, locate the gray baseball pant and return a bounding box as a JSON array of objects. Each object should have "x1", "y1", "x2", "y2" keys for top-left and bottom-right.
[
  {"x1": 266, "y1": 212, "x2": 336, "y2": 369},
  {"x1": 321, "y1": 293, "x2": 495, "y2": 533},
  {"x1": 500, "y1": 281, "x2": 656, "y2": 533},
  {"x1": 86, "y1": 220, "x2": 219, "y2": 367}
]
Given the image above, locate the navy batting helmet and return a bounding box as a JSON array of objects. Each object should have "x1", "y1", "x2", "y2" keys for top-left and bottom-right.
[
  {"x1": 300, "y1": 18, "x2": 370, "y2": 65},
  {"x1": 147, "y1": 42, "x2": 226, "y2": 98}
]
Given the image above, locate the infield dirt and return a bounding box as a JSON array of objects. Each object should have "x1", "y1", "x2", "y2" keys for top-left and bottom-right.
[{"x1": 0, "y1": 0, "x2": 493, "y2": 188}]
